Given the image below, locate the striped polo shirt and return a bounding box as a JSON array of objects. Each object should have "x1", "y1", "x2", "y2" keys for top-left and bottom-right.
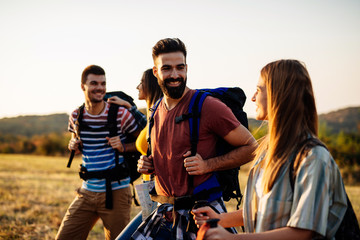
[{"x1": 68, "y1": 102, "x2": 139, "y2": 192}]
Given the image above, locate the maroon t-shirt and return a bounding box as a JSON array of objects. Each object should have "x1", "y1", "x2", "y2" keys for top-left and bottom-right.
[{"x1": 151, "y1": 89, "x2": 240, "y2": 197}]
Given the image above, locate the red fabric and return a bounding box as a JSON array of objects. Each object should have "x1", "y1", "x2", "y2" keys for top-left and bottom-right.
[
  {"x1": 196, "y1": 223, "x2": 210, "y2": 240},
  {"x1": 151, "y1": 89, "x2": 240, "y2": 197}
]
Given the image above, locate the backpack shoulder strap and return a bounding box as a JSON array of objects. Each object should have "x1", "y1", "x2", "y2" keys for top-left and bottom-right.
[
  {"x1": 147, "y1": 97, "x2": 163, "y2": 157},
  {"x1": 67, "y1": 104, "x2": 85, "y2": 168},
  {"x1": 107, "y1": 103, "x2": 120, "y2": 165},
  {"x1": 188, "y1": 90, "x2": 209, "y2": 156},
  {"x1": 183, "y1": 90, "x2": 209, "y2": 188},
  {"x1": 76, "y1": 104, "x2": 85, "y2": 132},
  {"x1": 107, "y1": 103, "x2": 120, "y2": 137}
]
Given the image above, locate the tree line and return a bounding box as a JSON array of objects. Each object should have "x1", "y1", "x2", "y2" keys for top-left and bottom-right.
[{"x1": 0, "y1": 119, "x2": 359, "y2": 184}]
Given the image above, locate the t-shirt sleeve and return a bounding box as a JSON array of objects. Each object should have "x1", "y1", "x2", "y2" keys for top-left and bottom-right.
[
  {"x1": 68, "y1": 110, "x2": 78, "y2": 134},
  {"x1": 201, "y1": 96, "x2": 240, "y2": 138},
  {"x1": 287, "y1": 147, "x2": 347, "y2": 238},
  {"x1": 118, "y1": 107, "x2": 139, "y2": 134}
]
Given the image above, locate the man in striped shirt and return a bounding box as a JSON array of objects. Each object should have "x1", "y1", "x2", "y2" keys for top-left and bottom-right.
[{"x1": 56, "y1": 65, "x2": 141, "y2": 240}]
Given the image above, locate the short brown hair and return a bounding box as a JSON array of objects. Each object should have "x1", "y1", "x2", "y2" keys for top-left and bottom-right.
[
  {"x1": 152, "y1": 38, "x2": 187, "y2": 61},
  {"x1": 81, "y1": 65, "x2": 105, "y2": 84}
]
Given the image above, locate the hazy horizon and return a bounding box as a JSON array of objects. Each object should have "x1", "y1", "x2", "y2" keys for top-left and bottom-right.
[{"x1": 1, "y1": 0, "x2": 359, "y2": 119}]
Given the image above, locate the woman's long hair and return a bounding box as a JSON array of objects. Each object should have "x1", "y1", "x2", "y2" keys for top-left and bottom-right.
[
  {"x1": 256, "y1": 60, "x2": 318, "y2": 193},
  {"x1": 141, "y1": 69, "x2": 163, "y2": 108}
]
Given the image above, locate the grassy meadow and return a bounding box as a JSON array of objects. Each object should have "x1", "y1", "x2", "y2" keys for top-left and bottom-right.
[{"x1": 0, "y1": 154, "x2": 359, "y2": 239}]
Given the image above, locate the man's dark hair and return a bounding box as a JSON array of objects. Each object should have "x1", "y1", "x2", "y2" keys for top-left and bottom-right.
[
  {"x1": 81, "y1": 65, "x2": 105, "y2": 84},
  {"x1": 152, "y1": 38, "x2": 187, "y2": 60}
]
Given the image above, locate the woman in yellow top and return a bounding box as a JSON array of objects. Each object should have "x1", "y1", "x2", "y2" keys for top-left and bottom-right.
[
  {"x1": 108, "y1": 68, "x2": 163, "y2": 155},
  {"x1": 108, "y1": 68, "x2": 163, "y2": 240}
]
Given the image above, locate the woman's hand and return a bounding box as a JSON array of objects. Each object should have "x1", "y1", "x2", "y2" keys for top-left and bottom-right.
[
  {"x1": 203, "y1": 225, "x2": 233, "y2": 240},
  {"x1": 107, "y1": 96, "x2": 132, "y2": 109},
  {"x1": 192, "y1": 206, "x2": 220, "y2": 227}
]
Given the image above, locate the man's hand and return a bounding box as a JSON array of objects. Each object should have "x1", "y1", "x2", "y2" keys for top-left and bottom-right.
[
  {"x1": 137, "y1": 155, "x2": 155, "y2": 174},
  {"x1": 68, "y1": 138, "x2": 82, "y2": 154},
  {"x1": 202, "y1": 225, "x2": 232, "y2": 240},
  {"x1": 183, "y1": 151, "x2": 209, "y2": 175},
  {"x1": 106, "y1": 136, "x2": 124, "y2": 152}
]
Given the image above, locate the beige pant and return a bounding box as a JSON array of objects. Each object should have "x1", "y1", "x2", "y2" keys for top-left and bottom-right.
[{"x1": 56, "y1": 187, "x2": 132, "y2": 240}]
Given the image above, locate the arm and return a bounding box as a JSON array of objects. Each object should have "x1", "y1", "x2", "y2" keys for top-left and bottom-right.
[
  {"x1": 184, "y1": 124, "x2": 258, "y2": 175},
  {"x1": 107, "y1": 96, "x2": 132, "y2": 109},
  {"x1": 68, "y1": 132, "x2": 82, "y2": 155},
  {"x1": 192, "y1": 207, "x2": 244, "y2": 228},
  {"x1": 108, "y1": 96, "x2": 147, "y2": 129},
  {"x1": 106, "y1": 136, "x2": 139, "y2": 153},
  {"x1": 203, "y1": 226, "x2": 313, "y2": 240},
  {"x1": 208, "y1": 124, "x2": 257, "y2": 171}
]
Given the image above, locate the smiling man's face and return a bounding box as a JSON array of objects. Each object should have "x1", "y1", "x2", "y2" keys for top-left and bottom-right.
[{"x1": 153, "y1": 51, "x2": 187, "y2": 99}]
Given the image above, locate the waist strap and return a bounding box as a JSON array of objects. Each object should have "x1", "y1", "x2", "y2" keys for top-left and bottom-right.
[
  {"x1": 149, "y1": 187, "x2": 222, "y2": 211},
  {"x1": 79, "y1": 164, "x2": 129, "y2": 209}
]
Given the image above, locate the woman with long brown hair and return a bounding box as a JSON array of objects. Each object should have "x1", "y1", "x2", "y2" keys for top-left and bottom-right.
[
  {"x1": 108, "y1": 68, "x2": 163, "y2": 240},
  {"x1": 192, "y1": 60, "x2": 348, "y2": 240},
  {"x1": 108, "y1": 68, "x2": 163, "y2": 155}
]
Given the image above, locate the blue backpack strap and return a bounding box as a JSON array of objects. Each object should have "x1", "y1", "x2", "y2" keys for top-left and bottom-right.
[
  {"x1": 188, "y1": 90, "x2": 209, "y2": 156},
  {"x1": 147, "y1": 97, "x2": 163, "y2": 157},
  {"x1": 184, "y1": 90, "x2": 209, "y2": 189}
]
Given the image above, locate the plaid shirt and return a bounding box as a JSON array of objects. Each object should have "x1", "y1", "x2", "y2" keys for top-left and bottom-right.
[
  {"x1": 131, "y1": 198, "x2": 236, "y2": 240},
  {"x1": 128, "y1": 105, "x2": 147, "y2": 129},
  {"x1": 243, "y1": 146, "x2": 347, "y2": 239}
]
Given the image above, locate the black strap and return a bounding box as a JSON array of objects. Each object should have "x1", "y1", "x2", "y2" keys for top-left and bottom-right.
[
  {"x1": 147, "y1": 98, "x2": 162, "y2": 157},
  {"x1": 105, "y1": 177, "x2": 113, "y2": 209},
  {"x1": 74, "y1": 103, "x2": 122, "y2": 209},
  {"x1": 79, "y1": 163, "x2": 129, "y2": 209},
  {"x1": 67, "y1": 104, "x2": 85, "y2": 168},
  {"x1": 107, "y1": 104, "x2": 120, "y2": 166}
]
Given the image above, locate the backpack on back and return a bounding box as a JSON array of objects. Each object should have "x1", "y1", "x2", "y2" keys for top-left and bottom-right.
[
  {"x1": 289, "y1": 138, "x2": 360, "y2": 240},
  {"x1": 149, "y1": 87, "x2": 248, "y2": 208},
  {"x1": 104, "y1": 91, "x2": 143, "y2": 184}
]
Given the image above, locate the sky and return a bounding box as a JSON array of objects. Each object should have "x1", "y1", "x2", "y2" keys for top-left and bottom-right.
[{"x1": 0, "y1": 0, "x2": 359, "y2": 119}]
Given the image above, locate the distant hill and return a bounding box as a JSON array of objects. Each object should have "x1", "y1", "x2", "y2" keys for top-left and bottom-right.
[
  {"x1": 0, "y1": 114, "x2": 69, "y2": 137},
  {"x1": 248, "y1": 107, "x2": 360, "y2": 135},
  {"x1": 319, "y1": 107, "x2": 360, "y2": 134},
  {"x1": 0, "y1": 106, "x2": 359, "y2": 137}
]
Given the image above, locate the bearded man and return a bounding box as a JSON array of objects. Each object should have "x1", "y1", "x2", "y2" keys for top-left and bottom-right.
[{"x1": 131, "y1": 38, "x2": 257, "y2": 240}]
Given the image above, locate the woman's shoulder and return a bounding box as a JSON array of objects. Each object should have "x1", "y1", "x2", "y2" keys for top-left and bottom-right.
[{"x1": 300, "y1": 144, "x2": 338, "y2": 172}]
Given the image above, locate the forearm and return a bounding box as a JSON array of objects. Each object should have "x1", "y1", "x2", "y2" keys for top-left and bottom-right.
[
  {"x1": 124, "y1": 142, "x2": 137, "y2": 152},
  {"x1": 206, "y1": 141, "x2": 257, "y2": 171},
  {"x1": 219, "y1": 209, "x2": 244, "y2": 228},
  {"x1": 237, "y1": 227, "x2": 313, "y2": 240}
]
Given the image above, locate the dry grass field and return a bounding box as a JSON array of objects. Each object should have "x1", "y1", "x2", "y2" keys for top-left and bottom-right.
[{"x1": 0, "y1": 154, "x2": 359, "y2": 239}]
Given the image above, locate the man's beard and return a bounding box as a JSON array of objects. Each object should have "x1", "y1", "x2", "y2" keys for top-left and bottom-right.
[{"x1": 160, "y1": 77, "x2": 187, "y2": 99}]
